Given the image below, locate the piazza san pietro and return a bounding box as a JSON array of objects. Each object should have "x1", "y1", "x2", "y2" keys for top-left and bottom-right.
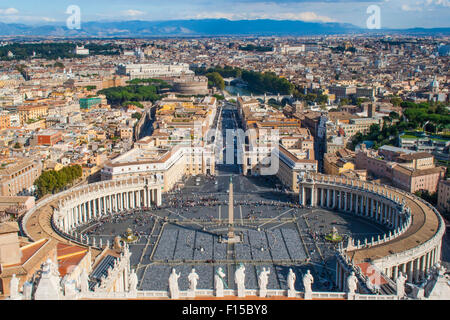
[{"x1": 0, "y1": 0, "x2": 449, "y2": 306}]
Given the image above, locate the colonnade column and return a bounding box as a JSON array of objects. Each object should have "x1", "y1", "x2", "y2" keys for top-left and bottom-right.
[
  {"x1": 350, "y1": 193, "x2": 353, "y2": 213},
  {"x1": 327, "y1": 189, "x2": 331, "y2": 208},
  {"x1": 365, "y1": 197, "x2": 369, "y2": 216},
  {"x1": 320, "y1": 188, "x2": 325, "y2": 207},
  {"x1": 332, "y1": 189, "x2": 336, "y2": 209},
  {"x1": 157, "y1": 188, "x2": 162, "y2": 206},
  {"x1": 87, "y1": 200, "x2": 91, "y2": 221}
]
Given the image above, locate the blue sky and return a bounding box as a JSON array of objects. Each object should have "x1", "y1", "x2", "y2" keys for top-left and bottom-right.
[{"x1": 0, "y1": 0, "x2": 449, "y2": 29}]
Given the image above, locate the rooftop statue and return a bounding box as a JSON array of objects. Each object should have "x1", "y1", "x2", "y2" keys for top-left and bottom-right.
[
  {"x1": 303, "y1": 270, "x2": 314, "y2": 294},
  {"x1": 188, "y1": 268, "x2": 199, "y2": 292},
  {"x1": 235, "y1": 263, "x2": 246, "y2": 297},
  {"x1": 258, "y1": 267, "x2": 270, "y2": 297},
  {"x1": 169, "y1": 268, "x2": 181, "y2": 299},
  {"x1": 288, "y1": 268, "x2": 296, "y2": 292},
  {"x1": 396, "y1": 272, "x2": 407, "y2": 299},
  {"x1": 215, "y1": 267, "x2": 226, "y2": 297},
  {"x1": 347, "y1": 271, "x2": 358, "y2": 295}
]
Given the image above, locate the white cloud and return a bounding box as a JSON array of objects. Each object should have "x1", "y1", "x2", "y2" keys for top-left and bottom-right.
[
  {"x1": 191, "y1": 11, "x2": 335, "y2": 23},
  {"x1": 122, "y1": 9, "x2": 145, "y2": 17},
  {"x1": 401, "y1": 0, "x2": 450, "y2": 11},
  {"x1": 401, "y1": 4, "x2": 423, "y2": 11},
  {"x1": 0, "y1": 8, "x2": 19, "y2": 15},
  {"x1": 41, "y1": 17, "x2": 57, "y2": 22},
  {"x1": 295, "y1": 12, "x2": 335, "y2": 22},
  {"x1": 425, "y1": 0, "x2": 450, "y2": 6}
]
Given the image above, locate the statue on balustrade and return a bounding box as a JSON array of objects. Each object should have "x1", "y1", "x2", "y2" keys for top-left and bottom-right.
[
  {"x1": 188, "y1": 268, "x2": 199, "y2": 292},
  {"x1": 258, "y1": 267, "x2": 270, "y2": 297},
  {"x1": 64, "y1": 279, "x2": 77, "y2": 298},
  {"x1": 79, "y1": 269, "x2": 89, "y2": 294},
  {"x1": 129, "y1": 269, "x2": 138, "y2": 295},
  {"x1": 287, "y1": 268, "x2": 296, "y2": 297},
  {"x1": 169, "y1": 268, "x2": 181, "y2": 299},
  {"x1": 396, "y1": 272, "x2": 407, "y2": 298},
  {"x1": 9, "y1": 274, "x2": 20, "y2": 300},
  {"x1": 235, "y1": 264, "x2": 246, "y2": 297},
  {"x1": 215, "y1": 267, "x2": 226, "y2": 297},
  {"x1": 303, "y1": 270, "x2": 314, "y2": 299},
  {"x1": 347, "y1": 271, "x2": 358, "y2": 295}
]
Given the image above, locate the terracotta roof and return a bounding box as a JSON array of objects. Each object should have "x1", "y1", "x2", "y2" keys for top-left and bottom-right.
[
  {"x1": 57, "y1": 243, "x2": 88, "y2": 277},
  {"x1": 357, "y1": 262, "x2": 388, "y2": 285},
  {"x1": 397, "y1": 152, "x2": 433, "y2": 161},
  {"x1": 0, "y1": 239, "x2": 57, "y2": 278}
]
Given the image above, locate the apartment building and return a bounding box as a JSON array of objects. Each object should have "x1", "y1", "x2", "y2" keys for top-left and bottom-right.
[
  {"x1": 17, "y1": 105, "x2": 48, "y2": 125},
  {"x1": 355, "y1": 147, "x2": 445, "y2": 193},
  {"x1": 0, "y1": 159, "x2": 42, "y2": 196},
  {"x1": 117, "y1": 63, "x2": 194, "y2": 79},
  {"x1": 101, "y1": 144, "x2": 215, "y2": 191},
  {"x1": 437, "y1": 179, "x2": 450, "y2": 215}
]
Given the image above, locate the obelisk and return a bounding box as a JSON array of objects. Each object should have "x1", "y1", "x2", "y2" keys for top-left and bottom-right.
[{"x1": 228, "y1": 176, "x2": 234, "y2": 239}]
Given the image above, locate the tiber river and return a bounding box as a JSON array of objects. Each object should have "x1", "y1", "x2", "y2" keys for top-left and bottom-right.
[{"x1": 225, "y1": 85, "x2": 254, "y2": 96}]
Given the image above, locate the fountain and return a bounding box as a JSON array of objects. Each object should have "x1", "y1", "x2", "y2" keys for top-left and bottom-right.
[
  {"x1": 325, "y1": 226, "x2": 343, "y2": 243},
  {"x1": 121, "y1": 227, "x2": 138, "y2": 243}
]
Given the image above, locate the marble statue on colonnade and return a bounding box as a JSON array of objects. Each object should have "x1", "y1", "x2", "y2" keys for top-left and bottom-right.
[
  {"x1": 258, "y1": 267, "x2": 270, "y2": 298},
  {"x1": 9, "y1": 274, "x2": 20, "y2": 300},
  {"x1": 63, "y1": 279, "x2": 78, "y2": 299},
  {"x1": 303, "y1": 270, "x2": 314, "y2": 300},
  {"x1": 287, "y1": 268, "x2": 296, "y2": 298},
  {"x1": 347, "y1": 271, "x2": 358, "y2": 298},
  {"x1": 129, "y1": 269, "x2": 138, "y2": 295},
  {"x1": 23, "y1": 281, "x2": 32, "y2": 300},
  {"x1": 215, "y1": 267, "x2": 226, "y2": 297},
  {"x1": 396, "y1": 272, "x2": 407, "y2": 299},
  {"x1": 187, "y1": 268, "x2": 199, "y2": 298},
  {"x1": 235, "y1": 264, "x2": 246, "y2": 297},
  {"x1": 79, "y1": 269, "x2": 89, "y2": 294},
  {"x1": 169, "y1": 268, "x2": 181, "y2": 299}
]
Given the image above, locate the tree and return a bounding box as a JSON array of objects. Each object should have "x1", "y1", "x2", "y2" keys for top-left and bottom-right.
[
  {"x1": 132, "y1": 112, "x2": 142, "y2": 120},
  {"x1": 414, "y1": 190, "x2": 437, "y2": 206},
  {"x1": 54, "y1": 61, "x2": 65, "y2": 69},
  {"x1": 85, "y1": 85, "x2": 97, "y2": 91},
  {"x1": 390, "y1": 96, "x2": 403, "y2": 106},
  {"x1": 206, "y1": 72, "x2": 225, "y2": 90},
  {"x1": 339, "y1": 98, "x2": 350, "y2": 106},
  {"x1": 34, "y1": 165, "x2": 82, "y2": 198}
]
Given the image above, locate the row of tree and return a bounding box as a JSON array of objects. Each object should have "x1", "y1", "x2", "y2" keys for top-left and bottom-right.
[
  {"x1": 98, "y1": 85, "x2": 160, "y2": 106},
  {"x1": 350, "y1": 123, "x2": 399, "y2": 150},
  {"x1": 293, "y1": 90, "x2": 328, "y2": 105},
  {"x1": 193, "y1": 65, "x2": 294, "y2": 95},
  {"x1": 349, "y1": 100, "x2": 449, "y2": 150},
  {"x1": 401, "y1": 101, "x2": 450, "y2": 132},
  {"x1": 239, "y1": 44, "x2": 273, "y2": 52},
  {"x1": 34, "y1": 165, "x2": 82, "y2": 198},
  {"x1": 0, "y1": 43, "x2": 119, "y2": 61}
]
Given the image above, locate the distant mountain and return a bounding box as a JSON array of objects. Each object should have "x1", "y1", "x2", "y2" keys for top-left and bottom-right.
[{"x1": 0, "y1": 19, "x2": 448, "y2": 38}]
